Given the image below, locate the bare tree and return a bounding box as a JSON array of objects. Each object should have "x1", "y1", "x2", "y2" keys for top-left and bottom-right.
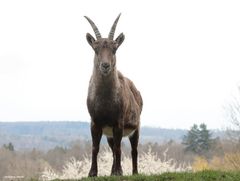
[{"x1": 224, "y1": 86, "x2": 240, "y2": 145}]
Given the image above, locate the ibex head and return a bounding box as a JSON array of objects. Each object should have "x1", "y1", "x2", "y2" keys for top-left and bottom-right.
[{"x1": 85, "y1": 14, "x2": 125, "y2": 76}]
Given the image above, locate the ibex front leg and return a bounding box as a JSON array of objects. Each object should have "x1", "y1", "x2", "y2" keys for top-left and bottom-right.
[
  {"x1": 88, "y1": 123, "x2": 102, "y2": 177},
  {"x1": 112, "y1": 126, "x2": 123, "y2": 176},
  {"x1": 129, "y1": 128, "x2": 139, "y2": 175}
]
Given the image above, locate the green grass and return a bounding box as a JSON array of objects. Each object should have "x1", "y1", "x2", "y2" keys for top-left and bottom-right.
[{"x1": 51, "y1": 170, "x2": 240, "y2": 181}]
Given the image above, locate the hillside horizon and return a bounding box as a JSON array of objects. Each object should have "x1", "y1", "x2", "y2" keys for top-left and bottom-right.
[{"x1": 0, "y1": 121, "x2": 225, "y2": 151}]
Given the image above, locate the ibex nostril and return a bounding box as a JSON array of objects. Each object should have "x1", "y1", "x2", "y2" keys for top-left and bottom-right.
[{"x1": 102, "y1": 63, "x2": 110, "y2": 69}]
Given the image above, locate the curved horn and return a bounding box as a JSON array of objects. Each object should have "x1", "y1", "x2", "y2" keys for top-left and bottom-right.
[
  {"x1": 108, "y1": 13, "x2": 121, "y2": 40},
  {"x1": 84, "y1": 16, "x2": 102, "y2": 39}
]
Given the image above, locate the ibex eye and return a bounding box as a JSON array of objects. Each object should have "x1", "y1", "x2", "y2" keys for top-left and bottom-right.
[
  {"x1": 112, "y1": 48, "x2": 117, "y2": 54},
  {"x1": 94, "y1": 48, "x2": 99, "y2": 54},
  {"x1": 93, "y1": 46, "x2": 99, "y2": 53}
]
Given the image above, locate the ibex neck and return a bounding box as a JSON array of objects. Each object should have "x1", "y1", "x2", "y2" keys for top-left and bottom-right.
[{"x1": 93, "y1": 69, "x2": 120, "y2": 96}]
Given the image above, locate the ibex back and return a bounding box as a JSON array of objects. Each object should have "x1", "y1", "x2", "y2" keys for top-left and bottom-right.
[{"x1": 85, "y1": 14, "x2": 143, "y2": 176}]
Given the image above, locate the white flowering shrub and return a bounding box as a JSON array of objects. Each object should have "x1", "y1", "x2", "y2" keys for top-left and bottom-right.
[
  {"x1": 138, "y1": 147, "x2": 191, "y2": 174},
  {"x1": 41, "y1": 147, "x2": 192, "y2": 180},
  {"x1": 41, "y1": 167, "x2": 60, "y2": 180}
]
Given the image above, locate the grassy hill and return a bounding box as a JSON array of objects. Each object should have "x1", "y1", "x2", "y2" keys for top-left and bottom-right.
[{"x1": 43, "y1": 171, "x2": 240, "y2": 181}]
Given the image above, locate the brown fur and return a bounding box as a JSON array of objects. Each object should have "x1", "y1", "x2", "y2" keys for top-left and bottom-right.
[{"x1": 85, "y1": 16, "x2": 143, "y2": 177}]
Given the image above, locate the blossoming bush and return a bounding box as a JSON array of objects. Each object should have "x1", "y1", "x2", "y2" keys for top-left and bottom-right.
[{"x1": 41, "y1": 147, "x2": 192, "y2": 180}]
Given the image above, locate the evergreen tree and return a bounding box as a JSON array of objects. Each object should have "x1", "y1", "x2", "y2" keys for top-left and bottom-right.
[
  {"x1": 182, "y1": 123, "x2": 214, "y2": 155},
  {"x1": 3, "y1": 142, "x2": 14, "y2": 151},
  {"x1": 182, "y1": 124, "x2": 200, "y2": 154},
  {"x1": 199, "y1": 123, "x2": 212, "y2": 153}
]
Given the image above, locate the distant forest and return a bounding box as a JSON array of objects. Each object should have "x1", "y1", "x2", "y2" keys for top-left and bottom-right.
[{"x1": 0, "y1": 121, "x2": 224, "y2": 151}]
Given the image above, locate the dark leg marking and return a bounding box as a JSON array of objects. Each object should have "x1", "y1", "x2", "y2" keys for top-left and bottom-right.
[
  {"x1": 88, "y1": 123, "x2": 102, "y2": 177},
  {"x1": 112, "y1": 127, "x2": 123, "y2": 176},
  {"x1": 107, "y1": 137, "x2": 115, "y2": 174},
  {"x1": 129, "y1": 128, "x2": 139, "y2": 175}
]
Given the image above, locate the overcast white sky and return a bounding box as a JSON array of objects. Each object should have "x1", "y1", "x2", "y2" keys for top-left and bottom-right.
[{"x1": 0, "y1": 0, "x2": 240, "y2": 129}]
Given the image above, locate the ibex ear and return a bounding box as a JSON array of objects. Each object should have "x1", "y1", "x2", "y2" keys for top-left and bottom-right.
[
  {"x1": 115, "y1": 33, "x2": 125, "y2": 48},
  {"x1": 86, "y1": 33, "x2": 96, "y2": 47}
]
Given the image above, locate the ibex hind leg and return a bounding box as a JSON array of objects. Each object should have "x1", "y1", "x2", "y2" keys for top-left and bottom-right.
[
  {"x1": 129, "y1": 128, "x2": 139, "y2": 175},
  {"x1": 107, "y1": 137, "x2": 115, "y2": 174},
  {"x1": 112, "y1": 127, "x2": 123, "y2": 176}
]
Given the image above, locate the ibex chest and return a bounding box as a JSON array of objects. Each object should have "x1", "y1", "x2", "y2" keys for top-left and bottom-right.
[{"x1": 87, "y1": 92, "x2": 123, "y2": 124}]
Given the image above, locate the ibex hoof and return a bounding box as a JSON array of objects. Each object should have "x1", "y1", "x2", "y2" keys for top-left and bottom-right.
[
  {"x1": 133, "y1": 170, "x2": 138, "y2": 175},
  {"x1": 111, "y1": 169, "x2": 123, "y2": 176},
  {"x1": 88, "y1": 170, "x2": 97, "y2": 177}
]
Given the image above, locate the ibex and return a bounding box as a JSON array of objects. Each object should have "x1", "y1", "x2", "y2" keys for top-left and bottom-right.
[{"x1": 85, "y1": 14, "x2": 143, "y2": 176}]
